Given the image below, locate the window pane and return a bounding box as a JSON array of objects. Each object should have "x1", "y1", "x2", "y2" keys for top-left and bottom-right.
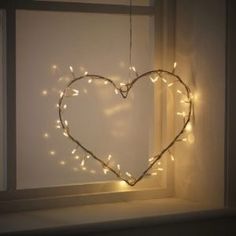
[{"x1": 16, "y1": 10, "x2": 163, "y2": 189}]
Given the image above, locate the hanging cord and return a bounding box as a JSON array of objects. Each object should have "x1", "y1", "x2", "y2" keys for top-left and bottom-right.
[
  {"x1": 128, "y1": 0, "x2": 133, "y2": 80},
  {"x1": 129, "y1": 0, "x2": 132, "y2": 71}
]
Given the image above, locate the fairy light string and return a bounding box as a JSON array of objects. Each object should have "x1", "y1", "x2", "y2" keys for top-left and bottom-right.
[
  {"x1": 56, "y1": 1, "x2": 193, "y2": 186},
  {"x1": 58, "y1": 65, "x2": 193, "y2": 186}
]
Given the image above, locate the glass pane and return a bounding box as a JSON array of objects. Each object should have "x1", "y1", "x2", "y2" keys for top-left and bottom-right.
[
  {"x1": 0, "y1": 10, "x2": 6, "y2": 190},
  {"x1": 16, "y1": 10, "x2": 163, "y2": 189}
]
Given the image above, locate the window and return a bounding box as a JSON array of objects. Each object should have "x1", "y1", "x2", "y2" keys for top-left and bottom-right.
[{"x1": 0, "y1": 0, "x2": 227, "y2": 215}]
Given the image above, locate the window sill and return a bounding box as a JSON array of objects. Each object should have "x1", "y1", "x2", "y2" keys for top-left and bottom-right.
[{"x1": 0, "y1": 197, "x2": 235, "y2": 234}]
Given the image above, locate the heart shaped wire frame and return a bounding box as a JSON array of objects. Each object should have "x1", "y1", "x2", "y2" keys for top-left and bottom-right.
[{"x1": 58, "y1": 69, "x2": 193, "y2": 186}]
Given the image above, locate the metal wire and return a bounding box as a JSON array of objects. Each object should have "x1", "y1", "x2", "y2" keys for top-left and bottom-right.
[{"x1": 58, "y1": 70, "x2": 193, "y2": 186}]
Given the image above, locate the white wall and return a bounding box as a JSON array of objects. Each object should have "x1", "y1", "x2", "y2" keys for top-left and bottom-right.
[{"x1": 175, "y1": 0, "x2": 225, "y2": 206}]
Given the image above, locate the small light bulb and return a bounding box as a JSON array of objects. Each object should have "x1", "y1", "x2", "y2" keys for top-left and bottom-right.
[
  {"x1": 151, "y1": 172, "x2": 157, "y2": 176},
  {"x1": 150, "y1": 76, "x2": 159, "y2": 83},
  {"x1": 157, "y1": 161, "x2": 161, "y2": 165},
  {"x1": 115, "y1": 89, "x2": 119, "y2": 95},
  {"x1": 71, "y1": 148, "x2": 77, "y2": 154},
  {"x1": 182, "y1": 138, "x2": 187, "y2": 142},
  {"x1": 60, "y1": 91, "x2": 64, "y2": 98},
  {"x1": 82, "y1": 166, "x2": 86, "y2": 171},
  {"x1": 187, "y1": 133, "x2": 195, "y2": 144},
  {"x1": 50, "y1": 150, "x2": 55, "y2": 156},
  {"x1": 185, "y1": 122, "x2": 192, "y2": 132},
  {"x1": 157, "y1": 167, "x2": 164, "y2": 171},
  {"x1": 148, "y1": 157, "x2": 154, "y2": 162},
  {"x1": 84, "y1": 71, "x2": 88, "y2": 76},
  {"x1": 74, "y1": 155, "x2": 80, "y2": 160},
  {"x1": 69, "y1": 66, "x2": 74, "y2": 73},
  {"x1": 162, "y1": 78, "x2": 167, "y2": 83},
  {"x1": 56, "y1": 125, "x2": 61, "y2": 129},
  {"x1": 177, "y1": 112, "x2": 186, "y2": 117},
  {"x1": 42, "y1": 90, "x2": 48, "y2": 96},
  {"x1": 103, "y1": 168, "x2": 109, "y2": 174},
  {"x1": 52, "y1": 65, "x2": 57, "y2": 70},
  {"x1": 64, "y1": 120, "x2": 68, "y2": 126},
  {"x1": 117, "y1": 164, "x2": 121, "y2": 171},
  {"x1": 170, "y1": 154, "x2": 175, "y2": 161},
  {"x1": 86, "y1": 155, "x2": 90, "y2": 159},
  {"x1": 108, "y1": 154, "x2": 112, "y2": 161},
  {"x1": 60, "y1": 161, "x2": 65, "y2": 165},
  {"x1": 132, "y1": 66, "x2": 136, "y2": 72},
  {"x1": 43, "y1": 133, "x2": 49, "y2": 138},
  {"x1": 63, "y1": 131, "x2": 68, "y2": 137},
  {"x1": 177, "y1": 90, "x2": 183, "y2": 94},
  {"x1": 63, "y1": 104, "x2": 67, "y2": 109},
  {"x1": 173, "y1": 62, "x2": 177, "y2": 69},
  {"x1": 104, "y1": 81, "x2": 108, "y2": 85},
  {"x1": 168, "y1": 82, "x2": 174, "y2": 87},
  {"x1": 72, "y1": 89, "x2": 79, "y2": 96},
  {"x1": 88, "y1": 79, "x2": 92, "y2": 83},
  {"x1": 126, "y1": 172, "x2": 132, "y2": 178},
  {"x1": 81, "y1": 159, "x2": 85, "y2": 166}
]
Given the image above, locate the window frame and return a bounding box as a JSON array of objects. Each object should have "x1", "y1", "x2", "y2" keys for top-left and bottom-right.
[{"x1": 0, "y1": 0, "x2": 177, "y2": 212}]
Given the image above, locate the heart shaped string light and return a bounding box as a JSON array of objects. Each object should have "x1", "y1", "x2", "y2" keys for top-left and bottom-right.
[
  {"x1": 56, "y1": 0, "x2": 193, "y2": 186},
  {"x1": 57, "y1": 64, "x2": 193, "y2": 186}
]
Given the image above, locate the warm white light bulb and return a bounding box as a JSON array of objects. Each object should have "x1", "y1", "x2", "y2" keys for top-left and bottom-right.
[
  {"x1": 88, "y1": 79, "x2": 92, "y2": 83},
  {"x1": 185, "y1": 122, "x2": 192, "y2": 132},
  {"x1": 126, "y1": 172, "x2": 132, "y2": 178},
  {"x1": 50, "y1": 150, "x2": 55, "y2": 156},
  {"x1": 177, "y1": 90, "x2": 183, "y2": 94},
  {"x1": 103, "y1": 168, "x2": 109, "y2": 175},
  {"x1": 150, "y1": 76, "x2": 159, "y2": 83},
  {"x1": 69, "y1": 66, "x2": 74, "y2": 73},
  {"x1": 81, "y1": 159, "x2": 85, "y2": 166},
  {"x1": 170, "y1": 154, "x2": 175, "y2": 161},
  {"x1": 74, "y1": 155, "x2": 80, "y2": 160},
  {"x1": 104, "y1": 81, "x2": 108, "y2": 85},
  {"x1": 84, "y1": 71, "x2": 88, "y2": 76},
  {"x1": 168, "y1": 82, "x2": 174, "y2": 87},
  {"x1": 173, "y1": 62, "x2": 177, "y2": 69},
  {"x1": 60, "y1": 160, "x2": 66, "y2": 165},
  {"x1": 42, "y1": 90, "x2": 48, "y2": 96},
  {"x1": 117, "y1": 164, "x2": 121, "y2": 171},
  {"x1": 71, "y1": 148, "x2": 77, "y2": 154},
  {"x1": 157, "y1": 167, "x2": 164, "y2": 171},
  {"x1": 44, "y1": 133, "x2": 49, "y2": 138},
  {"x1": 72, "y1": 89, "x2": 79, "y2": 96},
  {"x1": 64, "y1": 120, "x2": 68, "y2": 126},
  {"x1": 151, "y1": 172, "x2": 157, "y2": 176},
  {"x1": 148, "y1": 157, "x2": 154, "y2": 162},
  {"x1": 108, "y1": 154, "x2": 112, "y2": 161},
  {"x1": 162, "y1": 78, "x2": 167, "y2": 83},
  {"x1": 115, "y1": 89, "x2": 119, "y2": 95}
]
